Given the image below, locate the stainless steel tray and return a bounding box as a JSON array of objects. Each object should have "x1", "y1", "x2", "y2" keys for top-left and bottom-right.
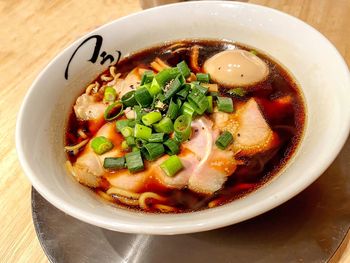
[{"x1": 32, "y1": 137, "x2": 350, "y2": 263}]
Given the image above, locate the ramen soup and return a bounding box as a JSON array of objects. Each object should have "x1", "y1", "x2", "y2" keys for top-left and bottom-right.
[{"x1": 65, "y1": 40, "x2": 305, "y2": 213}]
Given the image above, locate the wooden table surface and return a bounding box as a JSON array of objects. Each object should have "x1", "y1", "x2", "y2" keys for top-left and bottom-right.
[{"x1": 0, "y1": 0, "x2": 349, "y2": 262}]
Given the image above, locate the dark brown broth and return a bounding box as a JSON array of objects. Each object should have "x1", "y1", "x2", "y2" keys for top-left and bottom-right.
[{"x1": 66, "y1": 40, "x2": 305, "y2": 212}]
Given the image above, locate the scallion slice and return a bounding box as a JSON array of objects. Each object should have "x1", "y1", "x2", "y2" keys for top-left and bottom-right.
[
  {"x1": 116, "y1": 119, "x2": 130, "y2": 132},
  {"x1": 191, "y1": 84, "x2": 208, "y2": 95},
  {"x1": 132, "y1": 146, "x2": 139, "y2": 152},
  {"x1": 128, "y1": 120, "x2": 136, "y2": 128},
  {"x1": 155, "y1": 68, "x2": 179, "y2": 87},
  {"x1": 125, "y1": 151, "x2": 144, "y2": 173},
  {"x1": 148, "y1": 133, "x2": 165, "y2": 143},
  {"x1": 187, "y1": 88, "x2": 209, "y2": 115},
  {"x1": 121, "y1": 127, "x2": 133, "y2": 138},
  {"x1": 166, "y1": 99, "x2": 179, "y2": 120},
  {"x1": 217, "y1": 96, "x2": 234, "y2": 113},
  {"x1": 164, "y1": 75, "x2": 182, "y2": 100},
  {"x1": 206, "y1": 96, "x2": 213, "y2": 113},
  {"x1": 140, "y1": 70, "x2": 154, "y2": 85},
  {"x1": 141, "y1": 143, "x2": 165, "y2": 161},
  {"x1": 164, "y1": 139, "x2": 180, "y2": 155},
  {"x1": 176, "y1": 83, "x2": 191, "y2": 100},
  {"x1": 135, "y1": 138, "x2": 147, "y2": 149},
  {"x1": 126, "y1": 136, "x2": 136, "y2": 146},
  {"x1": 148, "y1": 78, "x2": 162, "y2": 96},
  {"x1": 174, "y1": 115, "x2": 192, "y2": 142},
  {"x1": 103, "y1": 86, "x2": 117, "y2": 103},
  {"x1": 196, "y1": 73, "x2": 210, "y2": 83},
  {"x1": 104, "y1": 101, "x2": 123, "y2": 121},
  {"x1": 91, "y1": 136, "x2": 114, "y2": 155},
  {"x1": 160, "y1": 155, "x2": 184, "y2": 177},
  {"x1": 153, "y1": 117, "x2": 174, "y2": 134},
  {"x1": 180, "y1": 102, "x2": 196, "y2": 117},
  {"x1": 215, "y1": 131, "x2": 234, "y2": 150},
  {"x1": 135, "y1": 87, "x2": 153, "y2": 107},
  {"x1": 121, "y1": 91, "x2": 137, "y2": 107},
  {"x1": 103, "y1": 157, "x2": 125, "y2": 170},
  {"x1": 142, "y1": 111, "x2": 162, "y2": 126},
  {"x1": 121, "y1": 140, "x2": 129, "y2": 151},
  {"x1": 134, "y1": 124, "x2": 152, "y2": 140},
  {"x1": 176, "y1": 98, "x2": 182, "y2": 109},
  {"x1": 177, "y1": 61, "x2": 191, "y2": 78},
  {"x1": 134, "y1": 105, "x2": 145, "y2": 123}
]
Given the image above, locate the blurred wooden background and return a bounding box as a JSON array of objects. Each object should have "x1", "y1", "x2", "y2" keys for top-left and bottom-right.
[{"x1": 0, "y1": 0, "x2": 348, "y2": 262}]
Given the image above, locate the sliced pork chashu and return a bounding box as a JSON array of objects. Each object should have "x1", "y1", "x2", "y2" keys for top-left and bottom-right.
[{"x1": 212, "y1": 98, "x2": 279, "y2": 156}]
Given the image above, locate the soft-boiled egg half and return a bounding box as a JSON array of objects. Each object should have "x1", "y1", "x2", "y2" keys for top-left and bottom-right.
[{"x1": 203, "y1": 49, "x2": 269, "y2": 87}]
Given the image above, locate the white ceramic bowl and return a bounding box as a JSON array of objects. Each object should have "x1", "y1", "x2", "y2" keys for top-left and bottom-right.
[{"x1": 16, "y1": 1, "x2": 350, "y2": 234}]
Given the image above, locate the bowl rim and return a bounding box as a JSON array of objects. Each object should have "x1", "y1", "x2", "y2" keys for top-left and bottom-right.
[{"x1": 16, "y1": 0, "x2": 350, "y2": 234}]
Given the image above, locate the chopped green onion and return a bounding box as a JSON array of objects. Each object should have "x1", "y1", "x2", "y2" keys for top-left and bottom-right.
[
  {"x1": 134, "y1": 124, "x2": 152, "y2": 140},
  {"x1": 121, "y1": 91, "x2": 137, "y2": 107},
  {"x1": 250, "y1": 50, "x2": 258, "y2": 55},
  {"x1": 126, "y1": 136, "x2": 136, "y2": 146},
  {"x1": 116, "y1": 119, "x2": 130, "y2": 132},
  {"x1": 191, "y1": 84, "x2": 208, "y2": 95},
  {"x1": 155, "y1": 68, "x2": 180, "y2": 87},
  {"x1": 153, "y1": 117, "x2": 174, "y2": 134},
  {"x1": 142, "y1": 111, "x2": 162, "y2": 126},
  {"x1": 196, "y1": 73, "x2": 210, "y2": 83},
  {"x1": 103, "y1": 157, "x2": 125, "y2": 170},
  {"x1": 104, "y1": 101, "x2": 123, "y2": 121},
  {"x1": 176, "y1": 84, "x2": 191, "y2": 100},
  {"x1": 156, "y1": 93, "x2": 166, "y2": 102},
  {"x1": 191, "y1": 81, "x2": 200, "y2": 85},
  {"x1": 217, "y1": 96, "x2": 234, "y2": 113},
  {"x1": 132, "y1": 146, "x2": 139, "y2": 152},
  {"x1": 187, "y1": 88, "x2": 209, "y2": 115},
  {"x1": 180, "y1": 102, "x2": 196, "y2": 117},
  {"x1": 164, "y1": 139, "x2": 180, "y2": 155},
  {"x1": 166, "y1": 99, "x2": 179, "y2": 120},
  {"x1": 177, "y1": 61, "x2": 191, "y2": 78},
  {"x1": 174, "y1": 115, "x2": 192, "y2": 142},
  {"x1": 164, "y1": 75, "x2": 182, "y2": 100},
  {"x1": 91, "y1": 136, "x2": 114, "y2": 155},
  {"x1": 202, "y1": 83, "x2": 218, "y2": 92},
  {"x1": 206, "y1": 96, "x2": 213, "y2": 113},
  {"x1": 140, "y1": 70, "x2": 154, "y2": 85},
  {"x1": 215, "y1": 131, "x2": 234, "y2": 150},
  {"x1": 176, "y1": 98, "x2": 182, "y2": 109},
  {"x1": 134, "y1": 105, "x2": 145, "y2": 123},
  {"x1": 148, "y1": 78, "x2": 162, "y2": 96},
  {"x1": 141, "y1": 143, "x2": 165, "y2": 161},
  {"x1": 135, "y1": 138, "x2": 147, "y2": 149},
  {"x1": 228, "y1": 87, "x2": 246, "y2": 97},
  {"x1": 138, "y1": 83, "x2": 151, "y2": 90},
  {"x1": 160, "y1": 155, "x2": 184, "y2": 177},
  {"x1": 121, "y1": 140, "x2": 130, "y2": 150},
  {"x1": 125, "y1": 151, "x2": 144, "y2": 173},
  {"x1": 121, "y1": 127, "x2": 133, "y2": 138},
  {"x1": 148, "y1": 133, "x2": 165, "y2": 143},
  {"x1": 103, "y1": 86, "x2": 117, "y2": 103},
  {"x1": 135, "y1": 87, "x2": 153, "y2": 107},
  {"x1": 128, "y1": 120, "x2": 136, "y2": 128}
]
